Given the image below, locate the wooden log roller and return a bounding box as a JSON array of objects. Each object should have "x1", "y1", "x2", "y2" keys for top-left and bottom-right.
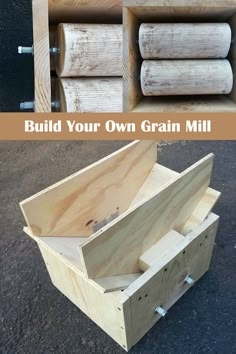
[
  {"x1": 57, "y1": 78, "x2": 123, "y2": 112},
  {"x1": 141, "y1": 60, "x2": 233, "y2": 96},
  {"x1": 48, "y1": 0, "x2": 122, "y2": 24},
  {"x1": 139, "y1": 23, "x2": 232, "y2": 59},
  {"x1": 56, "y1": 24, "x2": 122, "y2": 77}
]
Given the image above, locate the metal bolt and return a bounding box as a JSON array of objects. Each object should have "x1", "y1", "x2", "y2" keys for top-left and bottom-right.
[
  {"x1": 51, "y1": 101, "x2": 60, "y2": 109},
  {"x1": 155, "y1": 306, "x2": 167, "y2": 317},
  {"x1": 18, "y1": 46, "x2": 33, "y2": 55},
  {"x1": 50, "y1": 47, "x2": 60, "y2": 55},
  {"x1": 20, "y1": 101, "x2": 60, "y2": 111},
  {"x1": 185, "y1": 275, "x2": 195, "y2": 286},
  {"x1": 20, "y1": 102, "x2": 35, "y2": 110}
]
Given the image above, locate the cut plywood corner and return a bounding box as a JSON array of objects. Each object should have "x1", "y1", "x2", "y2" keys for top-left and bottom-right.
[
  {"x1": 80, "y1": 154, "x2": 214, "y2": 279},
  {"x1": 139, "y1": 230, "x2": 188, "y2": 272},
  {"x1": 20, "y1": 141, "x2": 157, "y2": 237},
  {"x1": 181, "y1": 188, "x2": 221, "y2": 235}
]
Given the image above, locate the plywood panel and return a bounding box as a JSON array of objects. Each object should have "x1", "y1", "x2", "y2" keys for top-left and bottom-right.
[
  {"x1": 80, "y1": 154, "x2": 214, "y2": 278},
  {"x1": 20, "y1": 141, "x2": 157, "y2": 237},
  {"x1": 122, "y1": 213, "x2": 219, "y2": 349}
]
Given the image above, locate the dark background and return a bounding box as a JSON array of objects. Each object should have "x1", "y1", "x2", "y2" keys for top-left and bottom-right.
[
  {"x1": 1, "y1": 140, "x2": 236, "y2": 353},
  {"x1": 0, "y1": 0, "x2": 34, "y2": 112}
]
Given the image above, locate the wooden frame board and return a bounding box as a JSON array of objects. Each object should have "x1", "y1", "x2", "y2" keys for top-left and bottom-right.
[{"x1": 123, "y1": 0, "x2": 236, "y2": 112}]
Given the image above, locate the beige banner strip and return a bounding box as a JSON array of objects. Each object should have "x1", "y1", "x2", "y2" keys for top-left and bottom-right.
[{"x1": 0, "y1": 113, "x2": 235, "y2": 140}]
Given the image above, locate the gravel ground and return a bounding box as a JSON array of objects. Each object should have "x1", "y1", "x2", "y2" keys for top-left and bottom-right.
[{"x1": 1, "y1": 140, "x2": 236, "y2": 354}]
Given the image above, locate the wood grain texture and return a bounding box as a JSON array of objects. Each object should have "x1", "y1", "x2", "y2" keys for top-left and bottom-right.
[
  {"x1": 56, "y1": 23, "x2": 122, "y2": 77},
  {"x1": 123, "y1": 0, "x2": 236, "y2": 112},
  {"x1": 139, "y1": 230, "x2": 187, "y2": 272},
  {"x1": 122, "y1": 213, "x2": 219, "y2": 349},
  {"x1": 80, "y1": 154, "x2": 214, "y2": 279},
  {"x1": 133, "y1": 96, "x2": 236, "y2": 112},
  {"x1": 48, "y1": 0, "x2": 122, "y2": 24},
  {"x1": 20, "y1": 141, "x2": 157, "y2": 237},
  {"x1": 124, "y1": 0, "x2": 236, "y2": 21},
  {"x1": 141, "y1": 60, "x2": 233, "y2": 96},
  {"x1": 38, "y1": 244, "x2": 130, "y2": 350},
  {"x1": 181, "y1": 187, "x2": 221, "y2": 235},
  {"x1": 57, "y1": 78, "x2": 123, "y2": 112},
  {"x1": 32, "y1": 0, "x2": 51, "y2": 112},
  {"x1": 139, "y1": 23, "x2": 231, "y2": 59},
  {"x1": 123, "y1": 7, "x2": 142, "y2": 112}
]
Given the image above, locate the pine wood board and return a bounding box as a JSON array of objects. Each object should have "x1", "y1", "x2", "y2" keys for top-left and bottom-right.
[
  {"x1": 80, "y1": 154, "x2": 214, "y2": 279},
  {"x1": 121, "y1": 213, "x2": 219, "y2": 348},
  {"x1": 20, "y1": 141, "x2": 157, "y2": 237},
  {"x1": 32, "y1": 0, "x2": 51, "y2": 112}
]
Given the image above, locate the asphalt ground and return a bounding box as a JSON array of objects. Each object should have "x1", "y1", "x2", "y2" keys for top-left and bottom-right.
[{"x1": 1, "y1": 140, "x2": 236, "y2": 353}]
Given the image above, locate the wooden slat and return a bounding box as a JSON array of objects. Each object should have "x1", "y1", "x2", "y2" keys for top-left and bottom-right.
[
  {"x1": 20, "y1": 141, "x2": 157, "y2": 237},
  {"x1": 48, "y1": 0, "x2": 122, "y2": 24},
  {"x1": 133, "y1": 96, "x2": 236, "y2": 113},
  {"x1": 80, "y1": 154, "x2": 214, "y2": 278},
  {"x1": 32, "y1": 0, "x2": 51, "y2": 112}
]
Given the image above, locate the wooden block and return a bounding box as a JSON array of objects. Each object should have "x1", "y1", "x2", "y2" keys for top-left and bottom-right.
[
  {"x1": 48, "y1": 0, "x2": 122, "y2": 24},
  {"x1": 57, "y1": 78, "x2": 123, "y2": 113},
  {"x1": 80, "y1": 154, "x2": 214, "y2": 278},
  {"x1": 20, "y1": 141, "x2": 157, "y2": 237},
  {"x1": 139, "y1": 23, "x2": 231, "y2": 59},
  {"x1": 139, "y1": 230, "x2": 188, "y2": 271},
  {"x1": 56, "y1": 23, "x2": 123, "y2": 77},
  {"x1": 141, "y1": 60, "x2": 233, "y2": 96}
]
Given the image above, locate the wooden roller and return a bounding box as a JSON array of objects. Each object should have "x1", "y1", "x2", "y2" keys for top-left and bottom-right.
[
  {"x1": 56, "y1": 24, "x2": 123, "y2": 77},
  {"x1": 57, "y1": 78, "x2": 123, "y2": 112},
  {"x1": 139, "y1": 23, "x2": 232, "y2": 59},
  {"x1": 141, "y1": 60, "x2": 233, "y2": 96},
  {"x1": 48, "y1": 0, "x2": 122, "y2": 24}
]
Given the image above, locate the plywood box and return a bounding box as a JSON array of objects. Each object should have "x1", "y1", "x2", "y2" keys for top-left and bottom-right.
[
  {"x1": 20, "y1": 141, "x2": 221, "y2": 351},
  {"x1": 32, "y1": 0, "x2": 122, "y2": 112},
  {"x1": 123, "y1": 0, "x2": 236, "y2": 112}
]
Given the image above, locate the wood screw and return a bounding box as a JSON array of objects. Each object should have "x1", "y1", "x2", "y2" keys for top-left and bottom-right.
[{"x1": 155, "y1": 306, "x2": 167, "y2": 317}]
